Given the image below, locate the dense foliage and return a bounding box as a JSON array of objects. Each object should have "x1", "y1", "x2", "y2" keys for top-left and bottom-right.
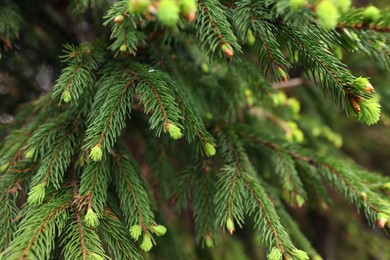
[{"x1": 0, "y1": 0, "x2": 390, "y2": 259}]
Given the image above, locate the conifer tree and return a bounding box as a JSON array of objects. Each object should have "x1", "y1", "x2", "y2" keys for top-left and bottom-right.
[{"x1": 1, "y1": 0, "x2": 390, "y2": 259}]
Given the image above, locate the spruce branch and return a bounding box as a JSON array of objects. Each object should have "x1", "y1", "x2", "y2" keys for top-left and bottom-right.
[
  {"x1": 130, "y1": 65, "x2": 184, "y2": 138},
  {"x1": 196, "y1": 0, "x2": 241, "y2": 60},
  {"x1": 110, "y1": 147, "x2": 155, "y2": 230},
  {"x1": 2, "y1": 191, "x2": 72, "y2": 259},
  {"x1": 215, "y1": 128, "x2": 305, "y2": 258},
  {"x1": 337, "y1": 8, "x2": 390, "y2": 33},
  {"x1": 99, "y1": 208, "x2": 141, "y2": 260},
  {"x1": 280, "y1": 24, "x2": 381, "y2": 124},
  {"x1": 104, "y1": 1, "x2": 145, "y2": 55},
  {"x1": 234, "y1": 0, "x2": 291, "y2": 80},
  {"x1": 236, "y1": 125, "x2": 390, "y2": 227},
  {"x1": 192, "y1": 161, "x2": 217, "y2": 246},
  {"x1": 52, "y1": 43, "x2": 105, "y2": 103},
  {"x1": 0, "y1": 2, "x2": 23, "y2": 50},
  {"x1": 275, "y1": 203, "x2": 321, "y2": 259},
  {"x1": 61, "y1": 210, "x2": 107, "y2": 260},
  {"x1": 84, "y1": 64, "x2": 136, "y2": 159},
  {"x1": 79, "y1": 160, "x2": 110, "y2": 220},
  {"x1": 0, "y1": 195, "x2": 18, "y2": 252}
]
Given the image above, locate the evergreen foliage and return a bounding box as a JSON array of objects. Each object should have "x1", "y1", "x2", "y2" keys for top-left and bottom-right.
[{"x1": 0, "y1": 0, "x2": 390, "y2": 259}]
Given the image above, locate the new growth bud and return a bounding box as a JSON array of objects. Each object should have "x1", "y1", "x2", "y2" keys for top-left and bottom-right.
[
  {"x1": 363, "y1": 6, "x2": 380, "y2": 22},
  {"x1": 166, "y1": 122, "x2": 183, "y2": 140},
  {"x1": 246, "y1": 30, "x2": 255, "y2": 45},
  {"x1": 205, "y1": 234, "x2": 214, "y2": 248},
  {"x1": 221, "y1": 43, "x2": 234, "y2": 58},
  {"x1": 140, "y1": 233, "x2": 153, "y2": 252},
  {"x1": 61, "y1": 89, "x2": 71, "y2": 103},
  {"x1": 357, "y1": 98, "x2": 381, "y2": 125},
  {"x1": 157, "y1": 0, "x2": 180, "y2": 27},
  {"x1": 292, "y1": 249, "x2": 309, "y2": 260},
  {"x1": 382, "y1": 182, "x2": 390, "y2": 193},
  {"x1": 276, "y1": 66, "x2": 288, "y2": 82},
  {"x1": 315, "y1": 1, "x2": 340, "y2": 30},
  {"x1": 129, "y1": 225, "x2": 143, "y2": 241},
  {"x1": 376, "y1": 212, "x2": 388, "y2": 228},
  {"x1": 119, "y1": 44, "x2": 127, "y2": 52},
  {"x1": 114, "y1": 15, "x2": 124, "y2": 24},
  {"x1": 296, "y1": 195, "x2": 305, "y2": 208},
  {"x1": 226, "y1": 217, "x2": 235, "y2": 234},
  {"x1": 85, "y1": 207, "x2": 99, "y2": 227},
  {"x1": 180, "y1": 0, "x2": 197, "y2": 22},
  {"x1": 25, "y1": 147, "x2": 36, "y2": 159},
  {"x1": 203, "y1": 142, "x2": 216, "y2": 157},
  {"x1": 128, "y1": 0, "x2": 151, "y2": 14},
  {"x1": 0, "y1": 161, "x2": 10, "y2": 172},
  {"x1": 89, "y1": 144, "x2": 103, "y2": 161},
  {"x1": 288, "y1": 0, "x2": 306, "y2": 10},
  {"x1": 267, "y1": 248, "x2": 282, "y2": 260},
  {"x1": 360, "y1": 192, "x2": 367, "y2": 201},
  {"x1": 354, "y1": 77, "x2": 374, "y2": 93},
  {"x1": 334, "y1": 0, "x2": 351, "y2": 13},
  {"x1": 27, "y1": 182, "x2": 46, "y2": 205},
  {"x1": 151, "y1": 225, "x2": 167, "y2": 236}
]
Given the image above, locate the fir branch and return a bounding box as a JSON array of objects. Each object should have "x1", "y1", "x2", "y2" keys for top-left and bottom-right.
[
  {"x1": 236, "y1": 124, "x2": 390, "y2": 225},
  {"x1": 2, "y1": 191, "x2": 72, "y2": 259},
  {"x1": 110, "y1": 147, "x2": 155, "y2": 230},
  {"x1": 216, "y1": 128, "x2": 301, "y2": 257},
  {"x1": 52, "y1": 43, "x2": 104, "y2": 103},
  {"x1": 214, "y1": 130, "x2": 247, "y2": 231},
  {"x1": 280, "y1": 25, "x2": 354, "y2": 110},
  {"x1": 338, "y1": 8, "x2": 390, "y2": 33},
  {"x1": 130, "y1": 65, "x2": 184, "y2": 137},
  {"x1": 61, "y1": 210, "x2": 107, "y2": 260},
  {"x1": 243, "y1": 175, "x2": 296, "y2": 257},
  {"x1": 104, "y1": 1, "x2": 145, "y2": 55},
  {"x1": 170, "y1": 84, "x2": 215, "y2": 155},
  {"x1": 99, "y1": 208, "x2": 142, "y2": 260},
  {"x1": 196, "y1": 0, "x2": 241, "y2": 60},
  {"x1": 333, "y1": 28, "x2": 390, "y2": 69},
  {"x1": 275, "y1": 202, "x2": 321, "y2": 258},
  {"x1": 79, "y1": 160, "x2": 110, "y2": 218},
  {"x1": 26, "y1": 115, "x2": 79, "y2": 194},
  {"x1": 0, "y1": 195, "x2": 18, "y2": 252},
  {"x1": 234, "y1": 0, "x2": 291, "y2": 80},
  {"x1": 0, "y1": 129, "x2": 30, "y2": 170},
  {"x1": 83, "y1": 64, "x2": 136, "y2": 157},
  {"x1": 271, "y1": 151, "x2": 307, "y2": 207},
  {"x1": 192, "y1": 161, "x2": 217, "y2": 246},
  {"x1": 0, "y1": 3, "x2": 23, "y2": 50}
]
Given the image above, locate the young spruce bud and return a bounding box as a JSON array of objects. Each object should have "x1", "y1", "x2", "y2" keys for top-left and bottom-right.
[
  {"x1": 221, "y1": 43, "x2": 234, "y2": 58},
  {"x1": 316, "y1": 1, "x2": 340, "y2": 30},
  {"x1": 203, "y1": 142, "x2": 216, "y2": 157},
  {"x1": 157, "y1": 0, "x2": 180, "y2": 27},
  {"x1": 226, "y1": 217, "x2": 235, "y2": 234},
  {"x1": 376, "y1": 212, "x2": 388, "y2": 228},
  {"x1": 140, "y1": 233, "x2": 153, "y2": 252},
  {"x1": 89, "y1": 144, "x2": 103, "y2": 161},
  {"x1": 27, "y1": 182, "x2": 46, "y2": 205},
  {"x1": 114, "y1": 14, "x2": 124, "y2": 24},
  {"x1": 267, "y1": 248, "x2": 282, "y2": 260},
  {"x1": 85, "y1": 207, "x2": 99, "y2": 227},
  {"x1": 61, "y1": 89, "x2": 71, "y2": 103},
  {"x1": 151, "y1": 225, "x2": 167, "y2": 236},
  {"x1": 129, "y1": 225, "x2": 143, "y2": 241},
  {"x1": 166, "y1": 122, "x2": 183, "y2": 140}
]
